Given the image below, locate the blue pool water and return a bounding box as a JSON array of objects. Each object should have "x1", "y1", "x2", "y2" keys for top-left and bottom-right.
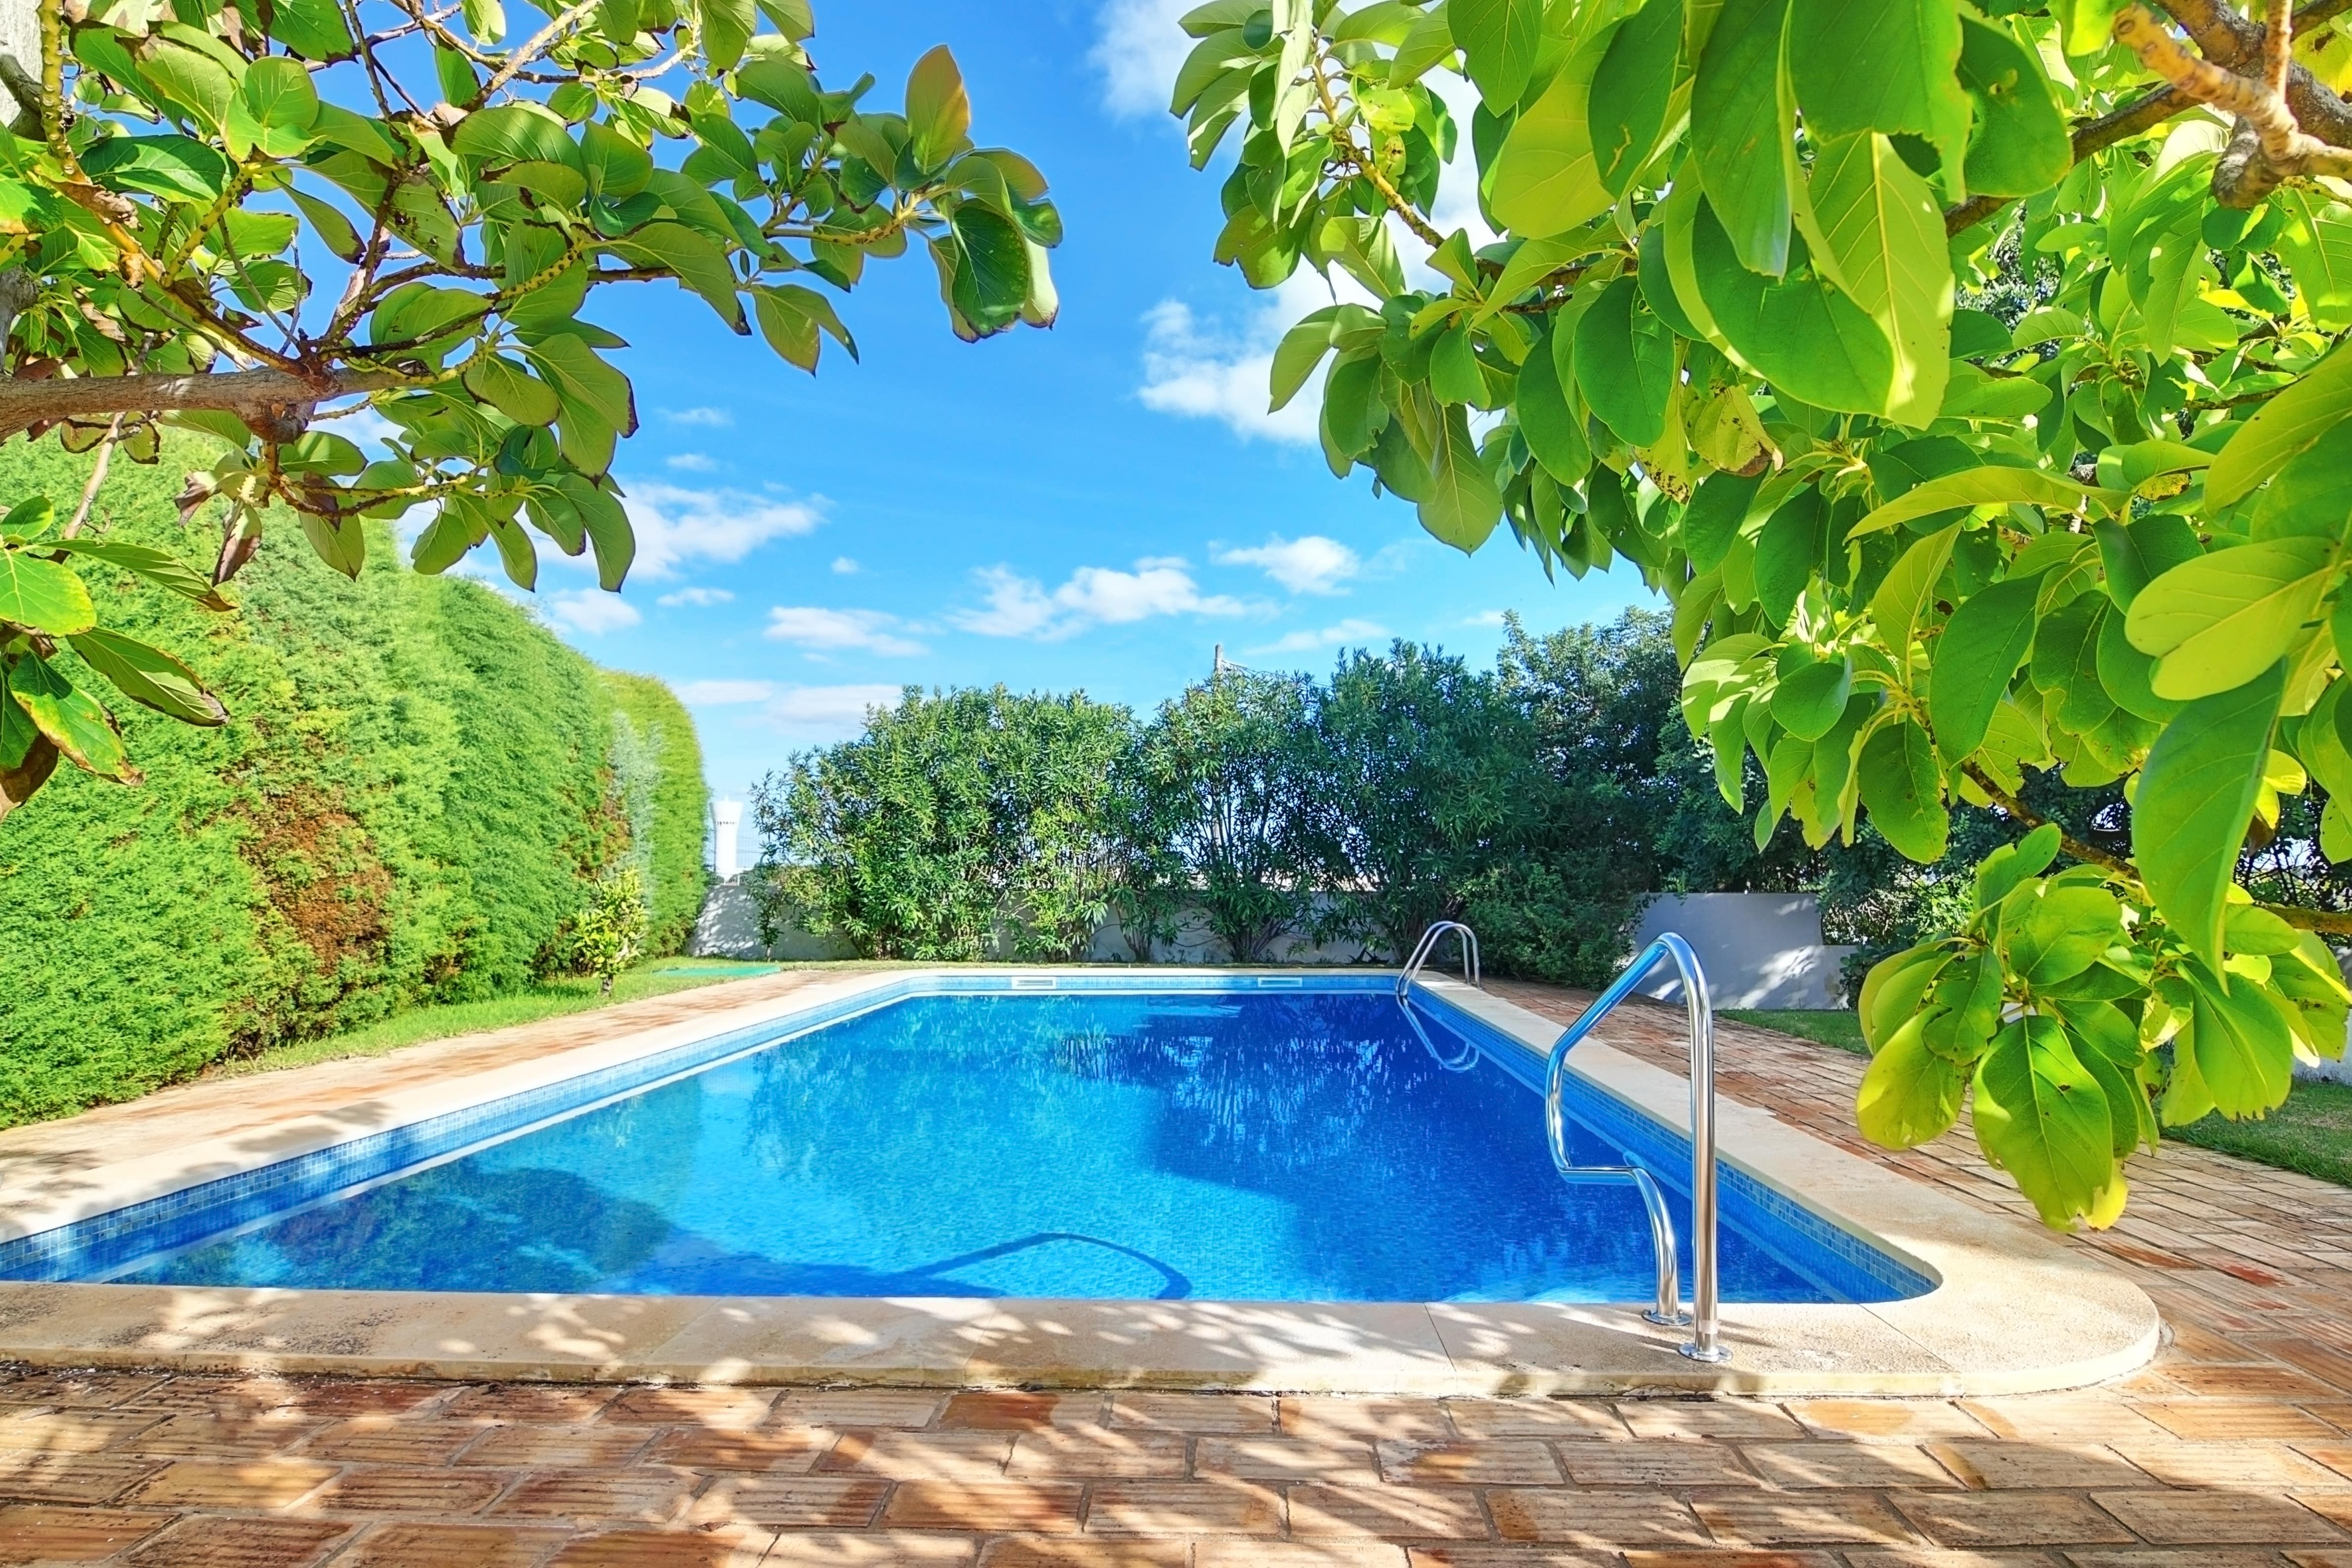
[{"x1": 65, "y1": 991, "x2": 1917, "y2": 1304}]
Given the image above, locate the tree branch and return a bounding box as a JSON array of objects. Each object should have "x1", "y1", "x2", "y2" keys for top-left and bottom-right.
[
  {"x1": 0, "y1": 369, "x2": 407, "y2": 441},
  {"x1": 1944, "y1": 0, "x2": 2352, "y2": 235},
  {"x1": 1963, "y1": 764, "x2": 2139, "y2": 880}
]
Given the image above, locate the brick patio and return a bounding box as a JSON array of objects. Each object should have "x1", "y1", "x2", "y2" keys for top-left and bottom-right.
[{"x1": 5, "y1": 976, "x2": 2352, "y2": 1565}]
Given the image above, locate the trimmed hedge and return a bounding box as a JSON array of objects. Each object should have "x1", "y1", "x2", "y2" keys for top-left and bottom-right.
[
  {"x1": 0, "y1": 441, "x2": 706, "y2": 1126},
  {"x1": 603, "y1": 671, "x2": 711, "y2": 954}
]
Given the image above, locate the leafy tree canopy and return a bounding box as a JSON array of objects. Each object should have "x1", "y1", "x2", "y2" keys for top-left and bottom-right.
[
  {"x1": 0, "y1": 0, "x2": 1057, "y2": 815},
  {"x1": 1182, "y1": 0, "x2": 2352, "y2": 1227}
]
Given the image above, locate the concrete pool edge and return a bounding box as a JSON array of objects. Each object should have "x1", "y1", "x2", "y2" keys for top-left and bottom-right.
[{"x1": 0, "y1": 967, "x2": 2160, "y2": 1396}]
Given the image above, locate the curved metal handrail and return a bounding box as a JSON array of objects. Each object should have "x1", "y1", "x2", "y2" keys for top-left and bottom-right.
[
  {"x1": 1546, "y1": 932, "x2": 1730, "y2": 1365},
  {"x1": 1397, "y1": 920, "x2": 1481, "y2": 999},
  {"x1": 1398, "y1": 991, "x2": 1479, "y2": 1072}
]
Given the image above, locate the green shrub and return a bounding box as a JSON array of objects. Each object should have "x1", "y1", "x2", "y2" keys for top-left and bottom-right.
[
  {"x1": 753, "y1": 686, "x2": 1132, "y2": 961},
  {"x1": 603, "y1": 672, "x2": 710, "y2": 955},
  {"x1": 0, "y1": 441, "x2": 706, "y2": 1126}
]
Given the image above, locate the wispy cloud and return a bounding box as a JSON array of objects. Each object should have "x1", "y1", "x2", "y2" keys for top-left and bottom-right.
[
  {"x1": 762, "y1": 684, "x2": 906, "y2": 742},
  {"x1": 620, "y1": 482, "x2": 823, "y2": 580},
  {"x1": 766, "y1": 606, "x2": 927, "y2": 657},
  {"x1": 544, "y1": 589, "x2": 642, "y2": 635},
  {"x1": 832, "y1": 556, "x2": 861, "y2": 575},
  {"x1": 1251, "y1": 618, "x2": 1389, "y2": 656},
  {"x1": 950, "y1": 558, "x2": 1249, "y2": 641},
  {"x1": 1463, "y1": 609, "x2": 1509, "y2": 628},
  {"x1": 677, "y1": 679, "x2": 773, "y2": 705},
  {"x1": 657, "y1": 586, "x2": 734, "y2": 608},
  {"x1": 1092, "y1": 0, "x2": 1191, "y2": 119},
  {"x1": 1138, "y1": 272, "x2": 1359, "y2": 446},
  {"x1": 1216, "y1": 535, "x2": 1361, "y2": 596},
  {"x1": 661, "y1": 406, "x2": 734, "y2": 428},
  {"x1": 665, "y1": 452, "x2": 717, "y2": 473}
]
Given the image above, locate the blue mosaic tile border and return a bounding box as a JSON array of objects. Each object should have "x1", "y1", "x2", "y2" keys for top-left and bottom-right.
[
  {"x1": 0, "y1": 970, "x2": 1928, "y2": 1304},
  {"x1": 1410, "y1": 988, "x2": 1933, "y2": 1304}
]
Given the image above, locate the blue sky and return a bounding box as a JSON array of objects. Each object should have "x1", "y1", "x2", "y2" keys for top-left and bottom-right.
[{"x1": 504, "y1": 0, "x2": 1653, "y2": 800}]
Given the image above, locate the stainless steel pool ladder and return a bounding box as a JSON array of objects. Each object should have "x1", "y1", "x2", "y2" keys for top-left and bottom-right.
[
  {"x1": 1547, "y1": 932, "x2": 1731, "y2": 1365},
  {"x1": 1397, "y1": 920, "x2": 1480, "y2": 999}
]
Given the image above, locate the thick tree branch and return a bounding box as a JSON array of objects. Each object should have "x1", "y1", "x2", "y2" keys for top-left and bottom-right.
[
  {"x1": 0, "y1": 369, "x2": 407, "y2": 441},
  {"x1": 1945, "y1": 0, "x2": 2352, "y2": 235},
  {"x1": 2120, "y1": 3, "x2": 2352, "y2": 198}
]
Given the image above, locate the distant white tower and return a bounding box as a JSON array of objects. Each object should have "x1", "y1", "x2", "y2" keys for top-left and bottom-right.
[{"x1": 711, "y1": 798, "x2": 743, "y2": 881}]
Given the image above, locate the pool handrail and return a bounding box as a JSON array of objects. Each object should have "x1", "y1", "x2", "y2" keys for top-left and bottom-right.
[
  {"x1": 1545, "y1": 931, "x2": 1730, "y2": 1364},
  {"x1": 1397, "y1": 990, "x2": 1480, "y2": 1072},
  {"x1": 1396, "y1": 920, "x2": 1480, "y2": 999}
]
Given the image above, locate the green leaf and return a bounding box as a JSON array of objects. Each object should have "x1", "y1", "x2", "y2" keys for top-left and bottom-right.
[
  {"x1": 1418, "y1": 403, "x2": 1503, "y2": 553},
  {"x1": 1858, "y1": 716, "x2": 1949, "y2": 861},
  {"x1": 47, "y1": 540, "x2": 234, "y2": 611},
  {"x1": 1957, "y1": 13, "x2": 2072, "y2": 197},
  {"x1": 0, "y1": 548, "x2": 97, "y2": 636},
  {"x1": 905, "y1": 45, "x2": 973, "y2": 171},
  {"x1": 699, "y1": 0, "x2": 757, "y2": 72},
  {"x1": 1693, "y1": 200, "x2": 1894, "y2": 415},
  {"x1": 299, "y1": 513, "x2": 368, "y2": 579},
  {"x1": 79, "y1": 135, "x2": 230, "y2": 202},
  {"x1": 464, "y1": 353, "x2": 561, "y2": 427},
  {"x1": 489, "y1": 516, "x2": 539, "y2": 592},
  {"x1": 1869, "y1": 524, "x2": 1957, "y2": 657},
  {"x1": 1972, "y1": 1015, "x2": 2118, "y2": 1229},
  {"x1": 2134, "y1": 660, "x2": 2286, "y2": 970},
  {"x1": 1790, "y1": 0, "x2": 1970, "y2": 184},
  {"x1": 138, "y1": 38, "x2": 237, "y2": 134},
  {"x1": 1516, "y1": 326, "x2": 1590, "y2": 484},
  {"x1": 524, "y1": 332, "x2": 638, "y2": 439},
  {"x1": 452, "y1": 104, "x2": 580, "y2": 171},
  {"x1": 7, "y1": 654, "x2": 134, "y2": 782},
  {"x1": 2123, "y1": 538, "x2": 2336, "y2": 702},
  {"x1": 561, "y1": 475, "x2": 635, "y2": 590},
  {"x1": 1692, "y1": 0, "x2": 1793, "y2": 276},
  {"x1": 225, "y1": 56, "x2": 319, "y2": 161},
  {"x1": 947, "y1": 206, "x2": 1034, "y2": 338},
  {"x1": 288, "y1": 188, "x2": 362, "y2": 262},
  {"x1": 1928, "y1": 576, "x2": 2039, "y2": 760},
  {"x1": 2276, "y1": 188, "x2": 2352, "y2": 332},
  {"x1": 1856, "y1": 1010, "x2": 1966, "y2": 1148},
  {"x1": 608, "y1": 221, "x2": 746, "y2": 333},
  {"x1": 1975, "y1": 821, "x2": 2063, "y2": 910},
  {"x1": 1452, "y1": 0, "x2": 1546, "y2": 108},
  {"x1": 2003, "y1": 884, "x2": 2122, "y2": 987},
  {"x1": 1861, "y1": 942, "x2": 1951, "y2": 1053},
  {"x1": 1574, "y1": 276, "x2": 1677, "y2": 447},
  {"x1": 1687, "y1": 469, "x2": 1764, "y2": 574},
  {"x1": 240, "y1": 0, "x2": 357, "y2": 59},
  {"x1": 67, "y1": 629, "x2": 227, "y2": 727},
  {"x1": 1851, "y1": 464, "x2": 2115, "y2": 537},
  {"x1": 2208, "y1": 340, "x2": 2352, "y2": 509},
  {"x1": 2187, "y1": 967, "x2": 2295, "y2": 1120},
  {"x1": 1773, "y1": 652, "x2": 1853, "y2": 740},
  {"x1": 1809, "y1": 132, "x2": 1951, "y2": 426},
  {"x1": 1591, "y1": 0, "x2": 1682, "y2": 196},
  {"x1": 1485, "y1": 32, "x2": 1614, "y2": 239}
]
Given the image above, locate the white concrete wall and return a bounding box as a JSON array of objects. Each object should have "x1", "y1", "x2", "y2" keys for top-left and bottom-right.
[{"x1": 1629, "y1": 892, "x2": 1856, "y2": 1010}]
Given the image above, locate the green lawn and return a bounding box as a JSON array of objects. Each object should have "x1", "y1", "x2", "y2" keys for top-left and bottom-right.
[
  {"x1": 204, "y1": 957, "x2": 784, "y2": 1081},
  {"x1": 1721, "y1": 1008, "x2": 1866, "y2": 1055},
  {"x1": 1723, "y1": 1006, "x2": 2352, "y2": 1189}
]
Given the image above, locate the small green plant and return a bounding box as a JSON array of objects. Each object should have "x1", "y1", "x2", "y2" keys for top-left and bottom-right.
[{"x1": 573, "y1": 868, "x2": 650, "y2": 996}]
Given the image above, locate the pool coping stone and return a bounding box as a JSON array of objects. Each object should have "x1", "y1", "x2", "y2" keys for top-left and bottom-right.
[{"x1": 0, "y1": 967, "x2": 2160, "y2": 1397}]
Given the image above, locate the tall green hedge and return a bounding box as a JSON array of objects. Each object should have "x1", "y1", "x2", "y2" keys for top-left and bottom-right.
[
  {"x1": 0, "y1": 441, "x2": 707, "y2": 1126},
  {"x1": 603, "y1": 671, "x2": 710, "y2": 954}
]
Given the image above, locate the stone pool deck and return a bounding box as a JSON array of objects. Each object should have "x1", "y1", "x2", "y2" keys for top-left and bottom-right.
[{"x1": 2, "y1": 972, "x2": 2351, "y2": 1562}]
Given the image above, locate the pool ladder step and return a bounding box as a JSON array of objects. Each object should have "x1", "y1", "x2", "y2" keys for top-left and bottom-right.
[{"x1": 1398, "y1": 926, "x2": 1729, "y2": 1366}]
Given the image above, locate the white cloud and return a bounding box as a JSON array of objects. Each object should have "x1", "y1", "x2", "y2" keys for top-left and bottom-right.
[
  {"x1": 662, "y1": 406, "x2": 734, "y2": 428},
  {"x1": 620, "y1": 482, "x2": 822, "y2": 580},
  {"x1": 657, "y1": 586, "x2": 734, "y2": 608},
  {"x1": 762, "y1": 684, "x2": 906, "y2": 743},
  {"x1": 1093, "y1": 0, "x2": 1191, "y2": 119},
  {"x1": 1216, "y1": 535, "x2": 1361, "y2": 596},
  {"x1": 765, "y1": 606, "x2": 927, "y2": 657},
  {"x1": 950, "y1": 558, "x2": 1247, "y2": 641},
  {"x1": 1138, "y1": 271, "x2": 1365, "y2": 446},
  {"x1": 1252, "y1": 619, "x2": 1389, "y2": 656},
  {"x1": 832, "y1": 556, "x2": 861, "y2": 575},
  {"x1": 1463, "y1": 609, "x2": 1509, "y2": 628},
  {"x1": 545, "y1": 589, "x2": 642, "y2": 635},
  {"x1": 665, "y1": 452, "x2": 717, "y2": 473},
  {"x1": 677, "y1": 679, "x2": 774, "y2": 705}
]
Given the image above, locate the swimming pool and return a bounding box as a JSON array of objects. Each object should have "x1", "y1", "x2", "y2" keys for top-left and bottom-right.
[{"x1": 0, "y1": 981, "x2": 1929, "y2": 1305}]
